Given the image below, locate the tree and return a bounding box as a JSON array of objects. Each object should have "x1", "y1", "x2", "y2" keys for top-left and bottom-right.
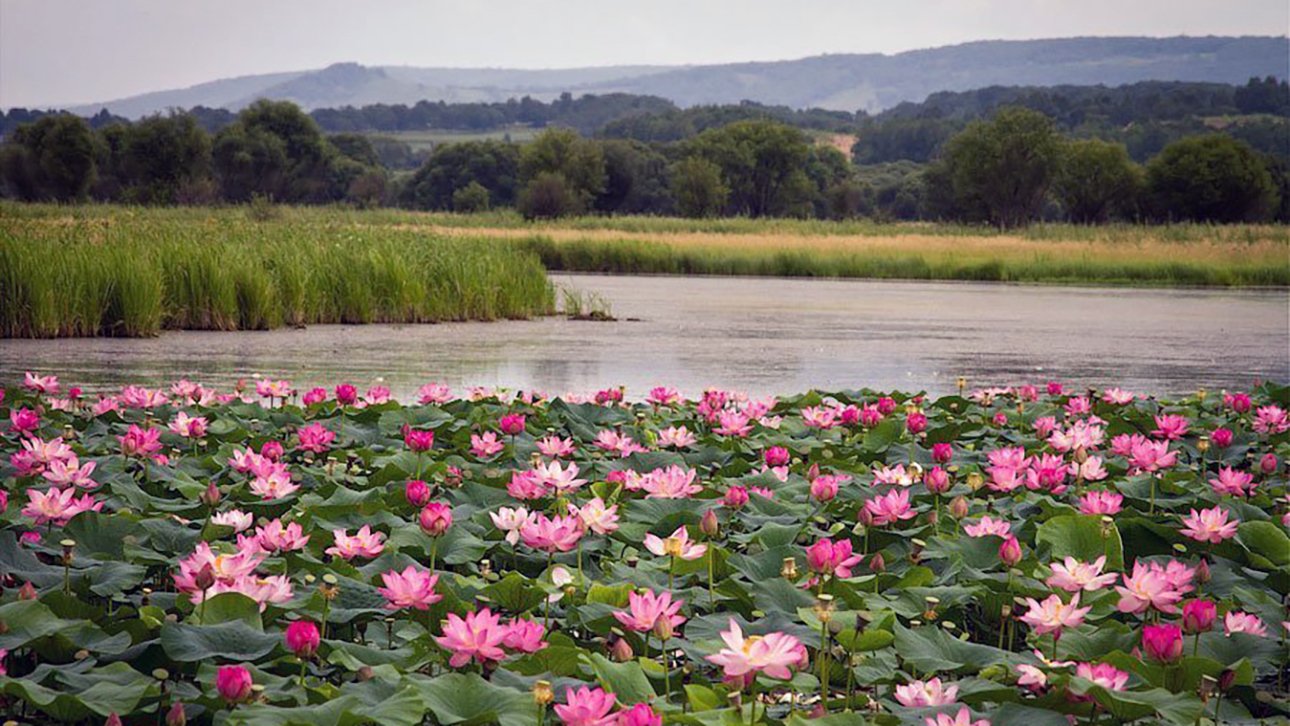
[
  {"x1": 211, "y1": 125, "x2": 288, "y2": 202},
  {"x1": 519, "y1": 128, "x2": 605, "y2": 212},
  {"x1": 0, "y1": 115, "x2": 97, "y2": 201},
  {"x1": 930, "y1": 107, "x2": 1062, "y2": 227},
  {"x1": 517, "y1": 172, "x2": 576, "y2": 219},
  {"x1": 1053, "y1": 139, "x2": 1142, "y2": 223},
  {"x1": 452, "y1": 181, "x2": 491, "y2": 213},
  {"x1": 594, "y1": 139, "x2": 672, "y2": 215},
  {"x1": 688, "y1": 120, "x2": 812, "y2": 217},
  {"x1": 670, "y1": 157, "x2": 728, "y2": 218},
  {"x1": 401, "y1": 140, "x2": 519, "y2": 210},
  {"x1": 1145, "y1": 135, "x2": 1278, "y2": 222},
  {"x1": 118, "y1": 113, "x2": 211, "y2": 204}
]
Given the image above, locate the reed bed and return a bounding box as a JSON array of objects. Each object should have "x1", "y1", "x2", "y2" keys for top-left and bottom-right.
[{"x1": 0, "y1": 209, "x2": 553, "y2": 338}]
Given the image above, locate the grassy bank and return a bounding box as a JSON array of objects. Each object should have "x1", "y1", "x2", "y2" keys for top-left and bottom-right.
[{"x1": 0, "y1": 206, "x2": 553, "y2": 338}]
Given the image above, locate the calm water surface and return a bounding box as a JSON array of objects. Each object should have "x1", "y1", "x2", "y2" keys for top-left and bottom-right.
[{"x1": 1, "y1": 274, "x2": 1286, "y2": 398}]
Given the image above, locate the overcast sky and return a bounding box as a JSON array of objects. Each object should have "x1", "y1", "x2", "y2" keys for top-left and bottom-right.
[{"x1": 2, "y1": 0, "x2": 1286, "y2": 108}]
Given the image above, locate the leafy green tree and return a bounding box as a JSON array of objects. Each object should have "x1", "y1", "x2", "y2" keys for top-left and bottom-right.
[
  {"x1": 329, "y1": 133, "x2": 381, "y2": 167},
  {"x1": 688, "y1": 120, "x2": 812, "y2": 217},
  {"x1": 1145, "y1": 135, "x2": 1278, "y2": 222},
  {"x1": 452, "y1": 181, "x2": 491, "y2": 213},
  {"x1": 930, "y1": 107, "x2": 1062, "y2": 227},
  {"x1": 402, "y1": 140, "x2": 519, "y2": 210},
  {"x1": 594, "y1": 140, "x2": 672, "y2": 215},
  {"x1": 118, "y1": 113, "x2": 212, "y2": 204},
  {"x1": 0, "y1": 115, "x2": 97, "y2": 201},
  {"x1": 517, "y1": 171, "x2": 576, "y2": 219},
  {"x1": 826, "y1": 180, "x2": 874, "y2": 219},
  {"x1": 1053, "y1": 139, "x2": 1142, "y2": 223},
  {"x1": 670, "y1": 157, "x2": 728, "y2": 218},
  {"x1": 211, "y1": 125, "x2": 288, "y2": 202},
  {"x1": 519, "y1": 128, "x2": 605, "y2": 212},
  {"x1": 346, "y1": 170, "x2": 387, "y2": 209}
]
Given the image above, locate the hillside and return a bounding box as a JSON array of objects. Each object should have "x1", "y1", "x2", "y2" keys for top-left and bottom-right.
[{"x1": 62, "y1": 35, "x2": 1288, "y2": 118}]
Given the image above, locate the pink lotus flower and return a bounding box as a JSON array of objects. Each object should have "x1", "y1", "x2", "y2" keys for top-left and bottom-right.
[
  {"x1": 326, "y1": 526, "x2": 386, "y2": 560},
  {"x1": 9, "y1": 407, "x2": 40, "y2": 435},
  {"x1": 173, "y1": 541, "x2": 266, "y2": 592},
  {"x1": 864, "y1": 489, "x2": 916, "y2": 526},
  {"x1": 714, "y1": 410, "x2": 752, "y2": 438},
  {"x1": 302, "y1": 387, "x2": 327, "y2": 406},
  {"x1": 1224, "y1": 611, "x2": 1267, "y2": 637},
  {"x1": 1179, "y1": 506, "x2": 1239, "y2": 544},
  {"x1": 1253, "y1": 405, "x2": 1290, "y2": 435},
  {"x1": 656, "y1": 425, "x2": 696, "y2": 448},
  {"x1": 638, "y1": 465, "x2": 702, "y2": 499},
  {"x1": 705, "y1": 619, "x2": 807, "y2": 680},
  {"x1": 436, "y1": 607, "x2": 509, "y2": 667},
  {"x1": 964, "y1": 516, "x2": 1011, "y2": 538},
  {"x1": 1128, "y1": 439, "x2": 1176, "y2": 473},
  {"x1": 22, "y1": 486, "x2": 102, "y2": 526},
  {"x1": 923, "y1": 708, "x2": 989, "y2": 726},
  {"x1": 1211, "y1": 427, "x2": 1234, "y2": 448},
  {"x1": 297, "y1": 423, "x2": 335, "y2": 454},
  {"x1": 417, "y1": 382, "x2": 453, "y2": 404},
  {"x1": 378, "y1": 565, "x2": 442, "y2": 610},
  {"x1": 256, "y1": 378, "x2": 294, "y2": 399},
  {"x1": 1150, "y1": 414, "x2": 1189, "y2": 440},
  {"x1": 810, "y1": 475, "x2": 841, "y2": 502},
  {"x1": 118, "y1": 425, "x2": 162, "y2": 458},
  {"x1": 1070, "y1": 456, "x2": 1108, "y2": 482},
  {"x1": 1181, "y1": 599, "x2": 1217, "y2": 634},
  {"x1": 419, "y1": 502, "x2": 453, "y2": 536},
  {"x1": 1046, "y1": 556, "x2": 1117, "y2": 592},
  {"x1": 924, "y1": 466, "x2": 951, "y2": 494},
  {"x1": 570, "y1": 497, "x2": 620, "y2": 535},
  {"x1": 404, "y1": 428, "x2": 435, "y2": 452},
  {"x1": 498, "y1": 413, "x2": 527, "y2": 436},
  {"x1": 805, "y1": 538, "x2": 863, "y2": 579},
  {"x1": 1116, "y1": 562, "x2": 1184, "y2": 614},
  {"x1": 613, "y1": 588, "x2": 686, "y2": 633},
  {"x1": 615, "y1": 703, "x2": 661, "y2": 726},
  {"x1": 873, "y1": 464, "x2": 916, "y2": 486},
  {"x1": 643, "y1": 526, "x2": 707, "y2": 560},
  {"x1": 998, "y1": 536, "x2": 1023, "y2": 567},
  {"x1": 536, "y1": 435, "x2": 576, "y2": 458},
  {"x1": 211, "y1": 510, "x2": 253, "y2": 532},
  {"x1": 254, "y1": 518, "x2": 310, "y2": 553},
  {"x1": 42, "y1": 456, "x2": 97, "y2": 488},
  {"x1": 520, "y1": 513, "x2": 585, "y2": 553},
  {"x1": 801, "y1": 405, "x2": 840, "y2": 429},
  {"x1": 405, "y1": 479, "x2": 431, "y2": 507},
  {"x1": 1078, "y1": 490, "x2": 1123, "y2": 516},
  {"x1": 1209, "y1": 467, "x2": 1255, "y2": 497},
  {"x1": 1141, "y1": 623, "x2": 1183, "y2": 663},
  {"x1": 1075, "y1": 662, "x2": 1128, "y2": 691},
  {"x1": 168, "y1": 412, "x2": 208, "y2": 439},
  {"x1": 215, "y1": 665, "x2": 252, "y2": 703},
  {"x1": 534, "y1": 460, "x2": 587, "y2": 494},
  {"x1": 285, "y1": 620, "x2": 320, "y2": 658},
  {"x1": 502, "y1": 617, "x2": 548, "y2": 653},
  {"x1": 23, "y1": 371, "x2": 59, "y2": 395},
  {"x1": 555, "y1": 686, "x2": 617, "y2": 726},
  {"x1": 248, "y1": 468, "x2": 298, "y2": 500},
  {"x1": 723, "y1": 485, "x2": 750, "y2": 508},
  {"x1": 334, "y1": 383, "x2": 358, "y2": 405},
  {"x1": 895, "y1": 677, "x2": 959, "y2": 707},
  {"x1": 471, "y1": 432, "x2": 505, "y2": 459},
  {"x1": 1020, "y1": 593, "x2": 1090, "y2": 636},
  {"x1": 491, "y1": 506, "x2": 535, "y2": 545}
]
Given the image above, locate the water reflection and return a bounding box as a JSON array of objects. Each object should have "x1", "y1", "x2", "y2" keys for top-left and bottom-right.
[{"x1": 0, "y1": 274, "x2": 1285, "y2": 398}]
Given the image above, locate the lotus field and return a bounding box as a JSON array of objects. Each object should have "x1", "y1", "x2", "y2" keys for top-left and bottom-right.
[{"x1": 2, "y1": 374, "x2": 1289, "y2": 726}]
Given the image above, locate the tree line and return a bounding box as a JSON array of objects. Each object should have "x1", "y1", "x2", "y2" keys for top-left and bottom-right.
[{"x1": 0, "y1": 99, "x2": 1284, "y2": 226}]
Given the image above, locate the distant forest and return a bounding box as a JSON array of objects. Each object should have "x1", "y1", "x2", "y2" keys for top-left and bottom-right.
[{"x1": 1, "y1": 77, "x2": 1286, "y2": 226}]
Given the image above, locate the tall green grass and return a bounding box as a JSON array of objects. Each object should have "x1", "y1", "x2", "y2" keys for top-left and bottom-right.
[{"x1": 0, "y1": 211, "x2": 553, "y2": 338}]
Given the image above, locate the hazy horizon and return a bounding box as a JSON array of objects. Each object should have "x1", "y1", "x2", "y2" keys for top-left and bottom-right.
[{"x1": 2, "y1": 0, "x2": 1288, "y2": 109}]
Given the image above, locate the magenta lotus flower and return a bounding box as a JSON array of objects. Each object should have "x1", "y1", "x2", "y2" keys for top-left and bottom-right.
[
  {"x1": 810, "y1": 475, "x2": 840, "y2": 502},
  {"x1": 1075, "y1": 662, "x2": 1128, "y2": 691},
  {"x1": 1142, "y1": 623, "x2": 1183, "y2": 663},
  {"x1": 326, "y1": 526, "x2": 386, "y2": 560},
  {"x1": 1252, "y1": 404, "x2": 1289, "y2": 434},
  {"x1": 1179, "y1": 506, "x2": 1239, "y2": 544},
  {"x1": 297, "y1": 423, "x2": 336, "y2": 454},
  {"x1": 723, "y1": 485, "x2": 749, "y2": 508},
  {"x1": 378, "y1": 565, "x2": 441, "y2": 610},
  {"x1": 501, "y1": 617, "x2": 548, "y2": 653},
  {"x1": 1181, "y1": 599, "x2": 1217, "y2": 634},
  {"x1": 616, "y1": 703, "x2": 662, "y2": 726},
  {"x1": 1211, "y1": 427, "x2": 1234, "y2": 447},
  {"x1": 404, "y1": 428, "x2": 435, "y2": 452},
  {"x1": 1020, "y1": 593, "x2": 1089, "y2": 636},
  {"x1": 23, "y1": 371, "x2": 59, "y2": 395},
  {"x1": 302, "y1": 387, "x2": 327, "y2": 406},
  {"x1": 998, "y1": 536, "x2": 1022, "y2": 567},
  {"x1": 764, "y1": 446, "x2": 790, "y2": 467},
  {"x1": 643, "y1": 526, "x2": 706, "y2": 560},
  {"x1": 471, "y1": 431, "x2": 505, "y2": 459},
  {"x1": 554, "y1": 686, "x2": 617, "y2": 726},
  {"x1": 647, "y1": 386, "x2": 681, "y2": 406},
  {"x1": 334, "y1": 383, "x2": 358, "y2": 405},
  {"x1": 419, "y1": 501, "x2": 453, "y2": 536},
  {"x1": 613, "y1": 588, "x2": 686, "y2": 633},
  {"x1": 118, "y1": 424, "x2": 162, "y2": 458},
  {"x1": 42, "y1": 456, "x2": 97, "y2": 488},
  {"x1": 285, "y1": 620, "x2": 320, "y2": 658},
  {"x1": 705, "y1": 619, "x2": 807, "y2": 681},
  {"x1": 254, "y1": 518, "x2": 310, "y2": 553},
  {"x1": 168, "y1": 412, "x2": 208, "y2": 439},
  {"x1": 9, "y1": 407, "x2": 39, "y2": 435},
  {"x1": 1150, "y1": 414, "x2": 1189, "y2": 440},
  {"x1": 638, "y1": 465, "x2": 702, "y2": 499},
  {"x1": 436, "y1": 607, "x2": 509, "y2": 667},
  {"x1": 1046, "y1": 556, "x2": 1117, "y2": 593},
  {"x1": 417, "y1": 382, "x2": 452, "y2": 404},
  {"x1": 895, "y1": 677, "x2": 959, "y2": 707},
  {"x1": 923, "y1": 707, "x2": 989, "y2": 726},
  {"x1": 864, "y1": 488, "x2": 916, "y2": 526},
  {"x1": 1224, "y1": 611, "x2": 1267, "y2": 637},
  {"x1": 215, "y1": 665, "x2": 252, "y2": 703},
  {"x1": 520, "y1": 513, "x2": 584, "y2": 553},
  {"x1": 805, "y1": 537, "x2": 863, "y2": 579},
  {"x1": 498, "y1": 413, "x2": 527, "y2": 436},
  {"x1": 405, "y1": 479, "x2": 430, "y2": 507}
]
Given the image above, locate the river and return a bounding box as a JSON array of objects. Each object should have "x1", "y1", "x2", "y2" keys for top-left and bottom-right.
[{"x1": 1, "y1": 274, "x2": 1286, "y2": 398}]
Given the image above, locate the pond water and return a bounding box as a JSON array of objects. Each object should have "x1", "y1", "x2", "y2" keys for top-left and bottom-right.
[{"x1": 1, "y1": 274, "x2": 1286, "y2": 398}]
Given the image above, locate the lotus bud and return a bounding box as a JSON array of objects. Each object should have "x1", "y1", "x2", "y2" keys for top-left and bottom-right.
[
  {"x1": 356, "y1": 666, "x2": 374, "y2": 681},
  {"x1": 215, "y1": 665, "x2": 253, "y2": 703},
  {"x1": 418, "y1": 502, "x2": 453, "y2": 536},
  {"x1": 285, "y1": 620, "x2": 321, "y2": 659},
  {"x1": 1195, "y1": 558, "x2": 1211, "y2": 584},
  {"x1": 1260, "y1": 453, "x2": 1278, "y2": 475},
  {"x1": 193, "y1": 564, "x2": 216, "y2": 592},
  {"x1": 869, "y1": 553, "x2": 885, "y2": 573},
  {"x1": 700, "y1": 509, "x2": 720, "y2": 537},
  {"x1": 532, "y1": 680, "x2": 555, "y2": 707},
  {"x1": 998, "y1": 536, "x2": 1022, "y2": 567},
  {"x1": 200, "y1": 482, "x2": 221, "y2": 507},
  {"x1": 1218, "y1": 668, "x2": 1235, "y2": 691},
  {"x1": 165, "y1": 702, "x2": 187, "y2": 726},
  {"x1": 106, "y1": 713, "x2": 123, "y2": 726},
  {"x1": 949, "y1": 495, "x2": 969, "y2": 519},
  {"x1": 609, "y1": 636, "x2": 634, "y2": 662}
]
